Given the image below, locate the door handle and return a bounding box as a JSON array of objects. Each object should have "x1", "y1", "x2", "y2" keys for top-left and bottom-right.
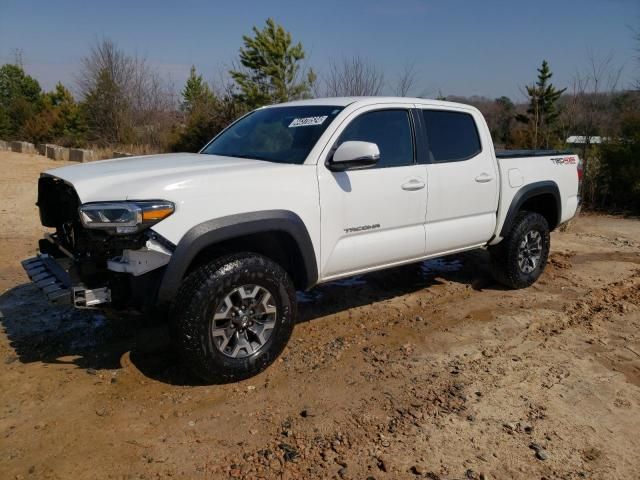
[
  {"x1": 475, "y1": 173, "x2": 494, "y2": 183},
  {"x1": 401, "y1": 179, "x2": 426, "y2": 191}
]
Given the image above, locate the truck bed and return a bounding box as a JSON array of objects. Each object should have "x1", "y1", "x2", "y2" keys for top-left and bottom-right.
[{"x1": 492, "y1": 150, "x2": 581, "y2": 244}]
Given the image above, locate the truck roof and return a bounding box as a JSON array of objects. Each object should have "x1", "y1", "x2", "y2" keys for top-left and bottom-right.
[{"x1": 270, "y1": 96, "x2": 478, "y2": 111}]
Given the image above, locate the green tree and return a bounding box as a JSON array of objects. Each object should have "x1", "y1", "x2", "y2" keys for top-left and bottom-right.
[
  {"x1": 170, "y1": 92, "x2": 243, "y2": 153},
  {"x1": 517, "y1": 60, "x2": 566, "y2": 148},
  {"x1": 13, "y1": 81, "x2": 88, "y2": 145},
  {"x1": 229, "y1": 18, "x2": 315, "y2": 109},
  {"x1": 82, "y1": 69, "x2": 133, "y2": 145},
  {"x1": 494, "y1": 96, "x2": 515, "y2": 146},
  {"x1": 0, "y1": 64, "x2": 43, "y2": 138},
  {"x1": 181, "y1": 66, "x2": 214, "y2": 113},
  {"x1": 0, "y1": 64, "x2": 41, "y2": 107},
  {"x1": 597, "y1": 111, "x2": 640, "y2": 212},
  {"x1": 170, "y1": 69, "x2": 245, "y2": 152},
  {"x1": 47, "y1": 83, "x2": 85, "y2": 142}
]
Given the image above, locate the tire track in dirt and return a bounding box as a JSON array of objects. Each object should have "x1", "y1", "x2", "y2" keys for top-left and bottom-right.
[{"x1": 204, "y1": 257, "x2": 640, "y2": 479}]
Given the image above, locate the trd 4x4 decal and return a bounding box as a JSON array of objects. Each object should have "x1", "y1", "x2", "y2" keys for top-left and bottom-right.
[{"x1": 550, "y1": 156, "x2": 576, "y2": 165}]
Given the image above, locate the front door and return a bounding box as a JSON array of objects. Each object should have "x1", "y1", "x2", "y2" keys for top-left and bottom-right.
[{"x1": 318, "y1": 106, "x2": 428, "y2": 280}]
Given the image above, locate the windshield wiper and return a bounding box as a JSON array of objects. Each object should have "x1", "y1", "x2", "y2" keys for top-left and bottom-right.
[
  {"x1": 239, "y1": 154, "x2": 272, "y2": 161},
  {"x1": 204, "y1": 152, "x2": 273, "y2": 162}
]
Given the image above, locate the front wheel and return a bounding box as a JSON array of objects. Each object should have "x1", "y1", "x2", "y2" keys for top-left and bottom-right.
[
  {"x1": 171, "y1": 253, "x2": 296, "y2": 383},
  {"x1": 490, "y1": 211, "x2": 550, "y2": 289}
]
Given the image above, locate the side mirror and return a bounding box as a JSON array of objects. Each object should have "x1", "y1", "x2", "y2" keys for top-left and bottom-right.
[{"x1": 327, "y1": 141, "x2": 380, "y2": 171}]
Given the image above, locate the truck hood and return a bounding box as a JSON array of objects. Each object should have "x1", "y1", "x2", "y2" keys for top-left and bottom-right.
[{"x1": 45, "y1": 152, "x2": 292, "y2": 201}]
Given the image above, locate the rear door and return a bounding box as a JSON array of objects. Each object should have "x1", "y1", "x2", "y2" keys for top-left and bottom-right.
[
  {"x1": 317, "y1": 105, "x2": 428, "y2": 279},
  {"x1": 416, "y1": 107, "x2": 499, "y2": 254}
]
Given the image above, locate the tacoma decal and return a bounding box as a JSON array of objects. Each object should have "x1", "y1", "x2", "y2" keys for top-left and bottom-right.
[{"x1": 344, "y1": 224, "x2": 380, "y2": 234}]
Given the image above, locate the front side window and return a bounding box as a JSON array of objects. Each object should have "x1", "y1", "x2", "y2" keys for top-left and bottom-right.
[
  {"x1": 421, "y1": 110, "x2": 481, "y2": 162},
  {"x1": 337, "y1": 109, "x2": 414, "y2": 168},
  {"x1": 202, "y1": 105, "x2": 343, "y2": 164}
]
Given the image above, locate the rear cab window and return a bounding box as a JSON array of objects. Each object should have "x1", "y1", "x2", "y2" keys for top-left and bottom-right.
[{"x1": 420, "y1": 110, "x2": 482, "y2": 163}]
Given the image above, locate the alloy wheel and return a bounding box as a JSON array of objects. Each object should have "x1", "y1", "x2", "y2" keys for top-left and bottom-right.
[{"x1": 211, "y1": 284, "x2": 277, "y2": 358}]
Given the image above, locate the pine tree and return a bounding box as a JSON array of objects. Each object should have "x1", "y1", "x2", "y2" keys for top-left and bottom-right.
[
  {"x1": 47, "y1": 83, "x2": 86, "y2": 141},
  {"x1": 517, "y1": 60, "x2": 566, "y2": 148},
  {"x1": 229, "y1": 18, "x2": 315, "y2": 109},
  {"x1": 22, "y1": 82, "x2": 87, "y2": 144},
  {"x1": 181, "y1": 66, "x2": 214, "y2": 113},
  {"x1": 172, "y1": 67, "x2": 244, "y2": 152}
]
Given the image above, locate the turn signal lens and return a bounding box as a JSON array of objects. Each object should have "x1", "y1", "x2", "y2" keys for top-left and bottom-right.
[{"x1": 142, "y1": 207, "x2": 174, "y2": 222}]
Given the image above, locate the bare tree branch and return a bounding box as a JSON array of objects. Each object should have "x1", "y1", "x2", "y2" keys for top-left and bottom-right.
[
  {"x1": 394, "y1": 61, "x2": 418, "y2": 97},
  {"x1": 322, "y1": 56, "x2": 385, "y2": 97},
  {"x1": 76, "y1": 39, "x2": 175, "y2": 147},
  {"x1": 571, "y1": 50, "x2": 623, "y2": 147},
  {"x1": 633, "y1": 25, "x2": 640, "y2": 89},
  {"x1": 564, "y1": 50, "x2": 624, "y2": 205}
]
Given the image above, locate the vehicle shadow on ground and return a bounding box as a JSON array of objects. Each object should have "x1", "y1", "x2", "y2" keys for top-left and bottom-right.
[
  {"x1": 0, "y1": 283, "x2": 136, "y2": 370},
  {"x1": 296, "y1": 249, "x2": 500, "y2": 323},
  {"x1": 0, "y1": 250, "x2": 500, "y2": 386}
]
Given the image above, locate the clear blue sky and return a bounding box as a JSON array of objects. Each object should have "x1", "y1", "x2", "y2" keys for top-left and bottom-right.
[{"x1": 1, "y1": 0, "x2": 638, "y2": 100}]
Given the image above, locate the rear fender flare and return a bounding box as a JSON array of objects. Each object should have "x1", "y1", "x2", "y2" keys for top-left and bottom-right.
[{"x1": 499, "y1": 180, "x2": 561, "y2": 237}]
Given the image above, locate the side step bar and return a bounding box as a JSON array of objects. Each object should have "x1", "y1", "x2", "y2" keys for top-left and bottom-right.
[{"x1": 21, "y1": 254, "x2": 72, "y2": 304}]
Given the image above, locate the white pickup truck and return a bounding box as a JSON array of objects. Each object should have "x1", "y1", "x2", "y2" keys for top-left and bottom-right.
[{"x1": 23, "y1": 97, "x2": 581, "y2": 382}]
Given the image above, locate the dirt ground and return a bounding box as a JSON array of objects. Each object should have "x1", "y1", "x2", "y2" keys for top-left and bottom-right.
[{"x1": 0, "y1": 150, "x2": 639, "y2": 480}]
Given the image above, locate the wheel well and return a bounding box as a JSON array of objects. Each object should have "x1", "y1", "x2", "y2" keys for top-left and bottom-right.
[
  {"x1": 186, "y1": 231, "x2": 309, "y2": 289},
  {"x1": 520, "y1": 193, "x2": 559, "y2": 230}
]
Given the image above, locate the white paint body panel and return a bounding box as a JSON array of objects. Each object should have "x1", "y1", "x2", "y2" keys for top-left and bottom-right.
[
  {"x1": 44, "y1": 97, "x2": 580, "y2": 287},
  {"x1": 47, "y1": 153, "x2": 323, "y2": 271},
  {"x1": 318, "y1": 162, "x2": 428, "y2": 278},
  {"x1": 492, "y1": 154, "x2": 580, "y2": 244},
  {"x1": 315, "y1": 101, "x2": 428, "y2": 278},
  {"x1": 419, "y1": 104, "x2": 499, "y2": 255}
]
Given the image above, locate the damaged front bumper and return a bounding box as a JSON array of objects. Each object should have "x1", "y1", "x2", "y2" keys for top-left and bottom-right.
[
  {"x1": 28, "y1": 175, "x2": 174, "y2": 312},
  {"x1": 21, "y1": 254, "x2": 112, "y2": 308},
  {"x1": 22, "y1": 235, "x2": 171, "y2": 310}
]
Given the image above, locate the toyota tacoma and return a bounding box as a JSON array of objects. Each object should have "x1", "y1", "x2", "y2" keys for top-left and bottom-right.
[{"x1": 22, "y1": 97, "x2": 581, "y2": 382}]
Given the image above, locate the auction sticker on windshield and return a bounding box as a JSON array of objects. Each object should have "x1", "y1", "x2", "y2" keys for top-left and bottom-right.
[{"x1": 289, "y1": 116, "x2": 328, "y2": 128}]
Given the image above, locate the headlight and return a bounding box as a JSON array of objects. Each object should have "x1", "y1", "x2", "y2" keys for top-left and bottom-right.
[{"x1": 78, "y1": 201, "x2": 175, "y2": 235}]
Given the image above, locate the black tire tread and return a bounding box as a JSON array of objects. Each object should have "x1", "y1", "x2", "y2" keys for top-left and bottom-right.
[
  {"x1": 170, "y1": 252, "x2": 296, "y2": 384},
  {"x1": 490, "y1": 211, "x2": 550, "y2": 289}
]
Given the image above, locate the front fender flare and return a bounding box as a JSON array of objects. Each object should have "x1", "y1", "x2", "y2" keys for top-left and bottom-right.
[{"x1": 156, "y1": 210, "x2": 317, "y2": 304}]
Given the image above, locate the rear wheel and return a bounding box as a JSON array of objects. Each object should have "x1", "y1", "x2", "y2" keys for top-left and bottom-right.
[
  {"x1": 490, "y1": 211, "x2": 550, "y2": 289},
  {"x1": 171, "y1": 253, "x2": 296, "y2": 383}
]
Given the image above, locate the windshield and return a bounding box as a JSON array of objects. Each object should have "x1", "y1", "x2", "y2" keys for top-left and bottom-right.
[{"x1": 201, "y1": 105, "x2": 343, "y2": 164}]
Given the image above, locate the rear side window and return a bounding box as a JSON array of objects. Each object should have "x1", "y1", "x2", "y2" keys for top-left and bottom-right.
[
  {"x1": 421, "y1": 110, "x2": 481, "y2": 162},
  {"x1": 338, "y1": 109, "x2": 414, "y2": 168}
]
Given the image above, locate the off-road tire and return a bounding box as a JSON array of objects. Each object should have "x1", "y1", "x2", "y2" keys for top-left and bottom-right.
[
  {"x1": 171, "y1": 253, "x2": 296, "y2": 383},
  {"x1": 489, "y1": 211, "x2": 550, "y2": 289}
]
